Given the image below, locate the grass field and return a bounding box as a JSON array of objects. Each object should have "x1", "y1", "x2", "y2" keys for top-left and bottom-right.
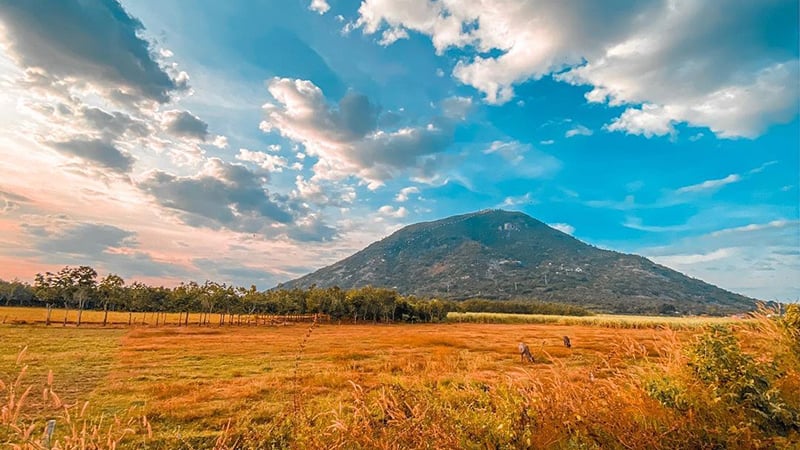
[
  {"x1": 1, "y1": 306, "x2": 740, "y2": 328},
  {"x1": 1, "y1": 306, "x2": 798, "y2": 449},
  {"x1": 0, "y1": 306, "x2": 311, "y2": 327},
  {"x1": 447, "y1": 311, "x2": 740, "y2": 328}
]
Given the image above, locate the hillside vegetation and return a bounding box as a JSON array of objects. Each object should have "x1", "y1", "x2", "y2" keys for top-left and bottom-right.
[{"x1": 281, "y1": 210, "x2": 756, "y2": 314}]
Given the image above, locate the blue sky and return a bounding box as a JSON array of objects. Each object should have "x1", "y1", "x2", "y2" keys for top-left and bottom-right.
[{"x1": 0, "y1": 0, "x2": 797, "y2": 300}]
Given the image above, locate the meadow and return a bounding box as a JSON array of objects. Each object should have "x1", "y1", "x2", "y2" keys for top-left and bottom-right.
[
  {"x1": 1, "y1": 306, "x2": 798, "y2": 449},
  {"x1": 1, "y1": 306, "x2": 735, "y2": 329}
]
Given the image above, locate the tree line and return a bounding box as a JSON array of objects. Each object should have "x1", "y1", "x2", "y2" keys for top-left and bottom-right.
[{"x1": 0, "y1": 265, "x2": 591, "y2": 325}]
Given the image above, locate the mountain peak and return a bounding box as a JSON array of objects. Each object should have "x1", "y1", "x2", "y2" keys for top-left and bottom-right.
[{"x1": 279, "y1": 210, "x2": 755, "y2": 314}]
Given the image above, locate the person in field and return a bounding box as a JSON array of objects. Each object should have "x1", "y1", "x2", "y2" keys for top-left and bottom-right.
[{"x1": 518, "y1": 342, "x2": 534, "y2": 363}]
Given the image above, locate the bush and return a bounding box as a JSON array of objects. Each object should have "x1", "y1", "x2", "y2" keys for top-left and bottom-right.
[
  {"x1": 645, "y1": 376, "x2": 690, "y2": 411},
  {"x1": 686, "y1": 325, "x2": 799, "y2": 434}
]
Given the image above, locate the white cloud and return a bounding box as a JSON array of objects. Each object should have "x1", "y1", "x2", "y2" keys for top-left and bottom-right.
[
  {"x1": 260, "y1": 77, "x2": 458, "y2": 188},
  {"x1": 653, "y1": 248, "x2": 735, "y2": 266},
  {"x1": 236, "y1": 148, "x2": 289, "y2": 172},
  {"x1": 565, "y1": 124, "x2": 592, "y2": 138},
  {"x1": 0, "y1": 0, "x2": 188, "y2": 104},
  {"x1": 642, "y1": 220, "x2": 800, "y2": 300},
  {"x1": 500, "y1": 192, "x2": 536, "y2": 207},
  {"x1": 747, "y1": 160, "x2": 778, "y2": 175},
  {"x1": 668, "y1": 161, "x2": 778, "y2": 198},
  {"x1": 549, "y1": 222, "x2": 575, "y2": 235},
  {"x1": 378, "y1": 205, "x2": 408, "y2": 218},
  {"x1": 379, "y1": 27, "x2": 409, "y2": 46},
  {"x1": 574, "y1": 59, "x2": 799, "y2": 139},
  {"x1": 292, "y1": 175, "x2": 356, "y2": 207},
  {"x1": 355, "y1": 0, "x2": 799, "y2": 138},
  {"x1": 212, "y1": 135, "x2": 228, "y2": 149},
  {"x1": 709, "y1": 220, "x2": 797, "y2": 237},
  {"x1": 605, "y1": 104, "x2": 676, "y2": 137},
  {"x1": 484, "y1": 140, "x2": 524, "y2": 163},
  {"x1": 395, "y1": 186, "x2": 420, "y2": 202},
  {"x1": 294, "y1": 175, "x2": 329, "y2": 205},
  {"x1": 676, "y1": 174, "x2": 742, "y2": 194},
  {"x1": 0, "y1": 0, "x2": 376, "y2": 285},
  {"x1": 623, "y1": 216, "x2": 690, "y2": 233},
  {"x1": 354, "y1": 0, "x2": 472, "y2": 55},
  {"x1": 309, "y1": 0, "x2": 330, "y2": 15}
]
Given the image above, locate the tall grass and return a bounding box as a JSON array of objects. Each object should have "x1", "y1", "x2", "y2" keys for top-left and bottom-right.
[
  {"x1": 217, "y1": 307, "x2": 799, "y2": 449},
  {"x1": 1, "y1": 347, "x2": 151, "y2": 449},
  {"x1": 3, "y1": 307, "x2": 798, "y2": 448}
]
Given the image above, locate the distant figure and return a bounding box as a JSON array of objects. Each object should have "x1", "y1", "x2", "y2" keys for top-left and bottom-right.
[
  {"x1": 518, "y1": 342, "x2": 534, "y2": 363},
  {"x1": 563, "y1": 336, "x2": 572, "y2": 348}
]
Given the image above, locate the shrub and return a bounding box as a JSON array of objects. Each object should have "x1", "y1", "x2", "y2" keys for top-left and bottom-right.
[
  {"x1": 644, "y1": 376, "x2": 690, "y2": 411},
  {"x1": 686, "y1": 325, "x2": 799, "y2": 434}
]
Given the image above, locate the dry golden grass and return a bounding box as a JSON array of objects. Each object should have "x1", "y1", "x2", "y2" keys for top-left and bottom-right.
[
  {"x1": 0, "y1": 306, "x2": 260, "y2": 327},
  {"x1": 1, "y1": 308, "x2": 797, "y2": 449},
  {"x1": 0, "y1": 321, "x2": 683, "y2": 445}
]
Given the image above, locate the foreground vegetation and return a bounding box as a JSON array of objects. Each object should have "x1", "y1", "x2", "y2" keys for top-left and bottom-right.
[{"x1": 1, "y1": 306, "x2": 798, "y2": 449}]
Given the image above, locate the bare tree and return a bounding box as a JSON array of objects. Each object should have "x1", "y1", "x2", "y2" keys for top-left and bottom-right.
[{"x1": 518, "y1": 342, "x2": 534, "y2": 363}]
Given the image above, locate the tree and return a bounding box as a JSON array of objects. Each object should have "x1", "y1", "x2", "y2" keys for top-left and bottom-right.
[
  {"x1": 36, "y1": 266, "x2": 97, "y2": 326},
  {"x1": 33, "y1": 272, "x2": 59, "y2": 325},
  {"x1": 239, "y1": 285, "x2": 262, "y2": 325},
  {"x1": 325, "y1": 287, "x2": 347, "y2": 320},
  {"x1": 63, "y1": 266, "x2": 98, "y2": 326},
  {"x1": 346, "y1": 289, "x2": 364, "y2": 323},
  {"x1": 98, "y1": 274, "x2": 125, "y2": 326},
  {"x1": 199, "y1": 281, "x2": 223, "y2": 326},
  {"x1": 0, "y1": 279, "x2": 35, "y2": 306},
  {"x1": 172, "y1": 282, "x2": 199, "y2": 326},
  {"x1": 127, "y1": 281, "x2": 149, "y2": 325}
]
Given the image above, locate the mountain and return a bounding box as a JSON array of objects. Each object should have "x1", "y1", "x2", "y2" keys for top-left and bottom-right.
[{"x1": 279, "y1": 210, "x2": 756, "y2": 314}]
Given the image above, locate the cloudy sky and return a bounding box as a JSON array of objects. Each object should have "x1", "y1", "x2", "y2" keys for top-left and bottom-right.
[{"x1": 0, "y1": 0, "x2": 797, "y2": 300}]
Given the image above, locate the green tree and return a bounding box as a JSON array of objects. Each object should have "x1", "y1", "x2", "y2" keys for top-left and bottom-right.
[{"x1": 98, "y1": 274, "x2": 125, "y2": 326}]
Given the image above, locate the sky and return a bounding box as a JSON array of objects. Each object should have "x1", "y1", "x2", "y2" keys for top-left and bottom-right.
[{"x1": 0, "y1": 0, "x2": 797, "y2": 301}]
